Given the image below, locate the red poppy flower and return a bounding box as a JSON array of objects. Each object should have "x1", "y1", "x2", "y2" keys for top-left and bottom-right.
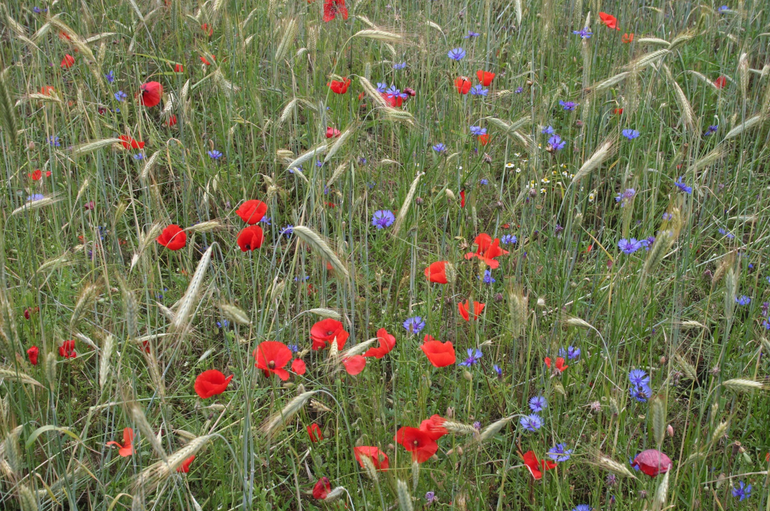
[
  {"x1": 307, "y1": 423, "x2": 323, "y2": 442},
  {"x1": 202, "y1": 23, "x2": 213, "y2": 36},
  {"x1": 166, "y1": 114, "x2": 178, "y2": 127},
  {"x1": 395, "y1": 426, "x2": 439, "y2": 463},
  {"x1": 118, "y1": 135, "x2": 145, "y2": 150},
  {"x1": 326, "y1": 127, "x2": 341, "y2": 138},
  {"x1": 24, "y1": 307, "x2": 39, "y2": 319},
  {"x1": 40, "y1": 86, "x2": 55, "y2": 96},
  {"x1": 174, "y1": 63, "x2": 184, "y2": 73},
  {"x1": 464, "y1": 233, "x2": 509, "y2": 269},
  {"x1": 327, "y1": 78, "x2": 351, "y2": 94},
  {"x1": 157, "y1": 224, "x2": 187, "y2": 251},
  {"x1": 622, "y1": 33, "x2": 634, "y2": 43},
  {"x1": 460, "y1": 189, "x2": 466, "y2": 208},
  {"x1": 544, "y1": 356, "x2": 568, "y2": 372},
  {"x1": 632, "y1": 449, "x2": 672, "y2": 477},
  {"x1": 382, "y1": 92, "x2": 404, "y2": 107},
  {"x1": 194, "y1": 369, "x2": 233, "y2": 399},
  {"x1": 28, "y1": 169, "x2": 51, "y2": 180},
  {"x1": 139, "y1": 81, "x2": 163, "y2": 108},
  {"x1": 421, "y1": 336, "x2": 456, "y2": 367},
  {"x1": 58, "y1": 31, "x2": 72, "y2": 41},
  {"x1": 200, "y1": 55, "x2": 216, "y2": 66},
  {"x1": 310, "y1": 318, "x2": 349, "y2": 351},
  {"x1": 598, "y1": 12, "x2": 620, "y2": 30},
  {"x1": 61, "y1": 54, "x2": 75, "y2": 68},
  {"x1": 236, "y1": 200, "x2": 268, "y2": 224},
  {"x1": 291, "y1": 358, "x2": 307, "y2": 375},
  {"x1": 313, "y1": 477, "x2": 331, "y2": 499},
  {"x1": 176, "y1": 455, "x2": 195, "y2": 473},
  {"x1": 458, "y1": 300, "x2": 485, "y2": 321},
  {"x1": 477, "y1": 70, "x2": 496, "y2": 86},
  {"x1": 714, "y1": 75, "x2": 727, "y2": 89},
  {"x1": 613, "y1": 108, "x2": 624, "y2": 115},
  {"x1": 424, "y1": 261, "x2": 449, "y2": 284},
  {"x1": 419, "y1": 415, "x2": 448, "y2": 440},
  {"x1": 253, "y1": 341, "x2": 293, "y2": 380},
  {"x1": 323, "y1": 0, "x2": 349, "y2": 22},
  {"x1": 522, "y1": 450, "x2": 556, "y2": 480},
  {"x1": 478, "y1": 134, "x2": 490, "y2": 146},
  {"x1": 106, "y1": 428, "x2": 135, "y2": 457},
  {"x1": 27, "y1": 346, "x2": 39, "y2": 365},
  {"x1": 354, "y1": 446, "x2": 390, "y2": 470},
  {"x1": 455, "y1": 76, "x2": 472, "y2": 94},
  {"x1": 343, "y1": 355, "x2": 367, "y2": 375},
  {"x1": 363, "y1": 328, "x2": 396, "y2": 358},
  {"x1": 237, "y1": 226, "x2": 264, "y2": 252},
  {"x1": 59, "y1": 340, "x2": 76, "y2": 359}
]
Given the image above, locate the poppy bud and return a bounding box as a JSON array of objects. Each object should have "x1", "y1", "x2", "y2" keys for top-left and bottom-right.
[
  {"x1": 28, "y1": 141, "x2": 35, "y2": 150},
  {"x1": 403, "y1": 87, "x2": 416, "y2": 97},
  {"x1": 415, "y1": 197, "x2": 423, "y2": 205},
  {"x1": 445, "y1": 189, "x2": 456, "y2": 201},
  {"x1": 462, "y1": 369, "x2": 472, "y2": 381},
  {"x1": 659, "y1": 356, "x2": 666, "y2": 365},
  {"x1": 526, "y1": 80, "x2": 533, "y2": 86},
  {"x1": 494, "y1": 292, "x2": 504, "y2": 302},
  {"x1": 536, "y1": 297, "x2": 545, "y2": 308},
  {"x1": 445, "y1": 406, "x2": 455, "y2": 419},
  {"x1": 666, "y1": 424, "x2": 674, "y2": 437},
  {"x1": 575, "y1": 119, "x2": 584, "y2": 127},
  {"x1": 529, "y1": 188, "x2": 537, "y2": 197}
]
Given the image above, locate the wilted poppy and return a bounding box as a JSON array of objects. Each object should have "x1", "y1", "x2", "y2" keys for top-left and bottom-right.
[
  {"x1": 177, "y1": 455, "x2": 195, "y2": 473},
  {"x1": 307, "y1": 423, "x2": 323, "y2": 442},
  {"x1": 236, "y1": 200, "x2": 268, "y2": 224},
  {"x1": 59, "y1": 340, "x2": 76, "y2": 358},
  {"x1": 254, "y1": 341, "x2": 293, "y2": 380},
  {"x1": 421, "y1": 336, "x2": 456, "y2": 367},
  {"x1": 119, "y1": 135, "x2": 145, "y2": 150},
  {"x1": 157, "y1": 224, "x2": 187, "y2": 251},
  {"x1": 139, "y1": 81, "x2": 162, "y2": 108},
  {"x1": 291, "y1": 358, "x2": 307, "y2": 374},
  {"x1": 477, "y1": 70, "x2": 495, "y2": 86},
  {"x1": 313, "y1": 477, "x2": 331, "y2": 499},
  {"x1": 455, "y1": 76, "x2": 472, "y2": 94},
  {"x1": 342, "y1": 355, "x2": 366, "y2": 375},
  {"x1": 395, "y1": 426, "x2": 439, "y2": 463},
  {"x1": 61, "y1": 54, "x2": 75, "y2": 68},
  {"x1": 458, "y1": 300, "x2": 485, "y2": 321},
  {"x1": 194, "y1": 369, "x2": 233, "y2": 399},
  {"x1": 174, "y1": 63, "x2": 184, "y2": 73},
  {"x1": 326, "y1": 127, "x2": 341, "y2": 138},
  {"x1": 522, "y1": 450, "x2": 556, "y2": 480},
  {"x1": 598, "y1": 12, "x2": 620, "y2": 30},
  {"x1": 106, "y1": 428, "x2": 135, "y2": 457},
  {"x1": 545, "y1": 356, "x2": 568, "y2": 372},
  {"x1": 424, "y1": 261, "x2": 450, "y2": 284},
  {"x1": 323, "y1": 0, "x2": 349, "y2": 22},
  {"x1": 464, "y1": 233, "x2": 509, "y2": 269},
  {"x1": 27, "y1": 346, "x2": 39, "y2": 365},
  {"x1": 28, "y1": 169, "x2": 51, "y2": 180},
  {"x1": 714, "y1": 76, "x2": 727, "y2": 89},
  {"x1": 310, "y1": 318, "x2": 349, "y2": 351},
  {"x1": 419, "y1": 415, "x2": 448, "y2": 440},
  {"x1": 354, "y1": 446, "x2": 390, "y2": 470},
  {"x1": 632, "y1": 449, "x2": 672, "y2": 476},
  {"x1": 622, "y1": 33, "x2": 634, "y2": 43},
  {"x1": 363, "y1": 328, "x2": 396, "y2": 358},
  {"x1": 327, "y1": 78, "x2": 351, "y2": 94},
  {"x1": 237, "y1": 226, "x2": 264, "y2": 252}
]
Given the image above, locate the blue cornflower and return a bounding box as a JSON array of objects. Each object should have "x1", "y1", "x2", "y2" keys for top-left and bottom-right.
[
  {"x1": 718, "y1": 228, "x2": 735, "y2": 239},
  {"x1": 105, "y1": 71, "x2": 115, "y2": 83},
  {"x1": 403, "y1": 316, "x2": 425, "y2": 335},
  {"x1": 618, "y1": 238, "x2": 642, "y2": 254},
  {"x1": 393, "y1": 62, "x2": 407, "y2": 70},
  {"x1": 732, "y1": 481, "x2": 751, "y2": 501},
  {"x1": 675, "y1": 176, "x2": 693, "y2": 194},
  {"x1": 573, "y1": 506, "x2": 591, "y2": 511},
  {"x1": 133, "y1": 153, "x2": 144, "y2": 160},
  {"x1": 479, "y1": 179, "x2": 488, "y2": 185},
  {"x1": 470, "y1": 126, "x2": 487, "y2": 136},
  {"x1": 470, "y1": 84, "x2": 488, "y2": 96},
  {"x1": 464, "y1": 31, "x2": 480, "y2": 38},
  {"x1": 448, "y1": 47, "x2": 466, "y2": 61},
  {"x1": 386, "y1": 85, "x2": 408, "y2": 98},
  {"x1": 372, "y1": 210, "x2": 395, "y2": 229},
  {"x1": 501, "y1": 234, "x2": 517, "y2": 245},
  {"x1": 481, "y1": 270, "x2": 496, "y2": 284},
  {"x1": 520, "y1": 414, "x2": 543, "y2": 432},
  {"x1": 541, "y1": 125, "x2": 554, "y2": 134},
  {"x1": 260, "y1": 216, "x2": 271, "y2": 225},
  {"x1": 615, "y1": 188, "x2": 636, "y2": 206},
  {"x1": 514, "y1": 87, "x2": 524, "y2": 93},
  {"x1": 33, "y1": 6, "x2": 47, "y2": 13},
  {"x1": 718, "y1": 5, "x2": 730, "y2": 12},
  {"x1": 630, "y1": 384, "x2": 653, "y2": 402},
  {"x1": 114, "y1": 90, "x2": 127, "y2": 101},
  {"x1": 208, "y1": 150, "x2": 223, "y2": 160},
  {"x1": 764, "y1": 320, "x2": 770, "y2": 330},
  {"x1": 529, "y1": 396, "x2": 547, "y2": 413},
  {"x1": 316, "y1": 160, "x2": 324, "y2": 167},
  {"x1": 493, "y1": 364, "x2": 502, "y2": 377},
  {"x1": 547, "y1": 443, "x2": 573, "y2": 462},
  {"x1": 548, "y1": 134, "x2": 566, "y2": 151},
  {"x1": 376, "y1": 82, "x2": 388, "y2": 93},
  {"x1": 48, "y1": 136, "x2": 60, "y2": 147},
  {"x1": 704, "y1": 125, "x2": 718, "y2": 136},
  {"x1": 559, "y1": 100, "x2": 577, "y2": 111},
  {"x1": 432, "y1": 143, "x2": 447, "y2": 153},
  {"x1": 27, "y1": 194, "x2": 45, "y2": 202},
  {"x1": 559, "y1": 346, "x2": 581, "y2": 360},
  {"x1": 287, "y1": 343, "x2": 300, "y2": 353},
  {"x1": 281, "y1": 225, "x2": 293, "y2": 237},
  {"x1": 622, "y1": 129, "x2": 640, "y2": 140},
  {"x1": 425, "y1": 491, "x2": 437, "y2": 503},
  {"x1": 573, "y1": 28, "x2": 593, "y2": 39},
  {"x1": 735, "y1": 295, "x2": 750, "y2": 306},
  {"x1": 629, "y1": 369, "x2": 650, "y2": 387},
  {"x1": 459, "y1": 348, "x2": 483, "y2": 367},
  {"x1": 216, "y1": 319, "x2": 230, "y2": 329},
  {"x1": 662, "y1": 212, "x2": 673, "y2": 220}
]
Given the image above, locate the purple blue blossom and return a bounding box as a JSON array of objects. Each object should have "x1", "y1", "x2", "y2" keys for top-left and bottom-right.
[
  {"x1": 735, "y1": 295, "x2": 750, "y2": 306},
  {"x1": 622, "y1": 129, "x2": 640, "y2": 140},
  {"x1": 470, "y1": 84, "x2": 489, "y2": 96},
  {"x1": 559, "y1": 100, "x2": 577, "y2": 111},
  {"x1": 372, "y1": 210, "x2": 396, "y2": 229},
  {"x1": 393, "y1": 62, "x2": 407, "y2": 70},
  {"x1": 501, "y1": 234, "x2": 517, "y2": 244},
  {"x1": 732, "y1": 481, "x2": 751, "y2": 501},
  {"x1": 542, "y1": 125, "x2": 554, "y2": 134},
  {"x1": 448, "y1": 48, "x2": 466, "y2": 61},
  {"x1": 464, "y1": 31, "x2": 480, "y2": 38},
  {"x1": 114, "y1": 90, "x2": 127, "y2": 101},
  {"x1": 618, "y1": 238, "x2": 643, "y2": 254},
  {"x1": 403, "y1": 316, "x2": 425, "y2": 335},
  {"x1": 208, "y1": 150, "x2": 223, "y2": 160},
  {"x1": 432, "y1": 143, "x2": 446, "y2": 153},
  {"x1": 520, "y1": 414, "x2": 543, "y2": 432},
  {"x1": 675, "y1": 176, "x2": 693, "y2": 194},
  {"x1": 548, "y1": 134, "x2": 566, "y2": 151},
  {"x1": 529, "y1": 396, "x2": 547, "y2": 413},
  {"x1": 470, "y1": 125, "x2": 487, "y2": 136},
  {"x1": 459, "y1": 348, "x2": 483, "y2": 367},
  {"x1": 573, "y1": 28, "x2": 593, "y2": 39},
  {"x1": 547, "y1": 443, "x2": 573, "y2": 462}
]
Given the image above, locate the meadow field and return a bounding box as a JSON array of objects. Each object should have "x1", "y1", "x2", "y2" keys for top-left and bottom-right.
[{"x1": 1, "y1": 0, "x2": 770, "y2": 509}]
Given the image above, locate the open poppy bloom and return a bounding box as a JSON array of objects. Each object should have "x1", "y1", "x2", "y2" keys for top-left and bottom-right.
[
  {"x1": 174, "y1": 63, "x2": 184, "y2": 73},
  {"x1": 59, "y1": 340, "x2": 76, "y2": 359},
  {"x1": 342, "y1": 355, "x2": 367, "y2": 375},
  {"x1": 27, "y1": 346, "x2": 39, "y2": 365},
  {"x1": 106, "y1": 428, "x2": 135, "y2": 457},
  {"x1": 157, "y1": 224, "x2": 187, "y2": 251},
  {"x1": 464, "y1": 233, "x2": 509, "y2": 269},
  {"x1": 363, "y1": 328, "x2": 396, "y2": 358},
  {"x1": 310, "y1": 318, "x2": 349, "y2": 351},
  {"x1": 254, "y1": 341, "x2": 293, "y2": 380},
  {"x1": 419, "y1": 415, "x2": 448, "y2": 440},
  {"x1": 327, "y1": 78, "x2": 351, "y2": 94},
  {"x1": 236, "y1": 200, "x2": 268, "y2": 224},
  {"x1": 194, "y1": 369, "x2": 233, "y2": 399},
  {"x1": 165, "y1": 114, "x2": 178, "y2": 127},
  {"x1": 395, "y1": 426, "x2": 439, "y2": 463},
  {"x1": 455, "y1": 76, "x2": 472, "y2": 94},
  {"x1": 354, "y1": 446, "x2": 390, "y2": 470},
  {"x1": 598, "y1": 12, "x2": 620, "y2": 30},
  {"x1": 458, "y1": 300, "x2": 485, "y2": 321},
  {"x1": 61, "y1": 54, "x2": 75, "y2": 68},
  {"x1": 119, "y1": 135, "x2": 145, "y2": 150},
  {"x1": 714, "y1": 76, "x2": 727, "y2": 89},
  {"x1": 545, "y1": 356, "x2": 568, "y2": 372},
  {"x1": 632, "y1": 449, "x2": 672, "y2": 476},
  {"x1": 622, "y1": 33, "x2": 634, "y2": 43},
  {"x1": 323, "y1": 0, "x2": 348, "y2": 22},
  {"x1": 177, "y1": 455, "x2": 195, "y2": 473},
  {"x1": 522, "y1": 450, "x2": 556, "y2": 480},
  {"x1": 307, "y1": 423, "x2": 323, "y2": 442},
  {"x1": 237, "y1": 226, "x2": 264, "y2": 251},
  {"x1": 28, "y1": 169, "x2": 51, "y2": 180},
  {"x1": 382, "y1": 92, "x2": 404, "y2": 107},
  {"x1": 421, "y1": 336, "x2": 456, "y2": 367},
  {"x1": 477, "y1": 70, "x2": 496, "y2": 86},
  {"x1": 326, "y1": 127, "x2": 341, "y2": 138},
  {"x1": 478, "y1": 134, "x2": 490, "y2": 146},
  {"x1": 313, "y1": 477, "x2": 332, "y2": 499},
  {"x1": 291, "y1": 358, "x2": 307, "y2": 375},
  {"x1": 138, "y1": 81, "x2": 162, "y2": 108},
  {"x1": 424, "y1": 261, "x2": 450, "y2": 284}
]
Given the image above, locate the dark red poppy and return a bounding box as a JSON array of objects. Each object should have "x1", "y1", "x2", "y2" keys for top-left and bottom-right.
[
  {"x1": 40, "y1": 86, "x2": 55, "y2": 96},
  {"x1": 237, "y1": 226, "x2": 264, "y2": 252},
  {"x1": 458, "y1": 300, "x2": 485, "y2": 321},
  {"x1": 139, "y1": 81, "x2": 163, "y2": 108},
  {"x1": 327, "y1": 78, "x2": 351, "y2": 94},
  {"x1": 395, "y1": 426, "x2": 439, "y2": 463},
  {"x1": 403, "y1": 87, "x2": 416, "y2": 97},
  {"x1": 714, "y1": 75, "x2": 727, "y2": 89},
  {"x1": 291, "y1": 358, "x2": 307, "y2": 374},
  {"x1": 61, "y1": 55, "x2": 75, "y2": 68},
  {"x1": 622, "y1": 33, "x2": 634, "y2": 43},
  {"x1": 343, "y1": 355, "x2": 366, "y2": 375},
  {"x1": 194, "y1": 369, "x2": 233, "y2": 399},
  {"x1": 460, "y1": 189, "x2": 466, "y2": 208},
  {"x1": 632, "y1": 449, "x2": 672, "y2": 476},
  {"x1": 307, "y1": 423, "x2": 323, "y2": 442},
  {"x1": 419, "y1": 415, "x2": 448, "y2": 440},
  {"x1": 28, "y1": 169, "x2": 51, "y2": 180},
  {"x1": 310, "y1": 318, "x2": 349, "y2": 351},
  {"x1": 522, "y1": 450, "x2": 556, "y2": 480},
  {"x1": 464, "y1": 233, "x2": 509, "y2": 269},
  {"x1": 176, "y1": 455, "x2": 195, "y2": 473},
  {"x1": 156, "y1": 224, "x2": 187, "y2": 251},
  {"x1": 354, "y1": 446, "x2": 390, "y2": 470},
  {"x1": 174, "y1": 63, "x2": 184, "y2": 73},
  {"x1": 106, "y1": 428, "x2": 135, "y2": 457},
  {"x1": 421, "y1": 336, "x2": 456, "y2": 367},
  {"x1": 323, "y1": 0, "x2": 349, "y2": 22},
  {"x1": 165, "y1": 114, "x2": 178, "y2": 127},
  {"x1": 59, "y1": 340, "x2": 76, "y2": 358},
  {"x1": 201, "y1": 23, "x2": 213, "y2": 36},
  {"x1": 424, "y1": 261, "x2": 449, "y2": 284},
  {"x1": 313, "y1": 477, "x2": 331, "y2": 499},
  {"x1": 478, "y1": 134, "x2": 490, "y2": 146},
  {"x1": 455, "y1": 76, "x2": 472, "y2": 94},
  {"x1": 326, "y1": 127, "x2": 341, "y2": 138},
  {"x1": 119, "y1": 135, "x2": 145, "y2": 150},
  {"x1": 477, "y1": 70, "x2": 495, "y2": 86},
  {"x1": 236, "y1": 200, "x2": 268, "y2": 224},
  {"x1": 27, "y1": 346, "x2": 39, "y2": 365},
  {"x1": 253, "y1": 341, "x2": 293, "y2": 380},
  {"x1": 544, "y1": 356, "x2": 568, "y2": 372},
  {"x1": 363, "y1": 328, "x2": 396, "y2": 358},
  {"x1": 598, "y1": 12, "x2": 620, "y2": 30}
]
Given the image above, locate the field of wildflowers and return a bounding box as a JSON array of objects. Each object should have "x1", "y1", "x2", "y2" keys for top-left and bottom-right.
[{"x1": 1, "y1": 0, "x2": 770, "y2": 509}]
